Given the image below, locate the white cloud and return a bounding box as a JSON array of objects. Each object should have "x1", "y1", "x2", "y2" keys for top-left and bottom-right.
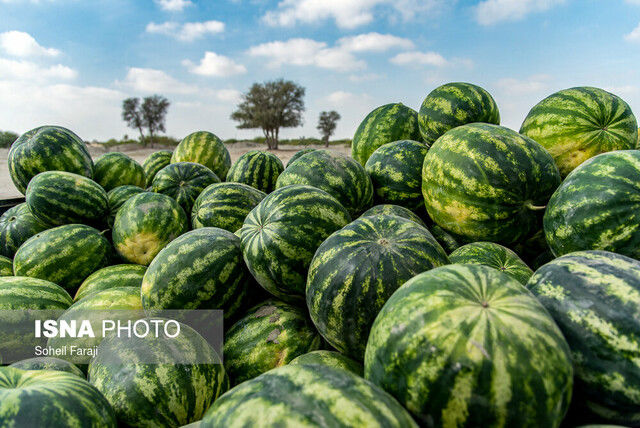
[
  {"x1": 390, "y1": 51, "x2": 448, "y2": 67},
  {"x1": 146, "y1": 20, "x2": 225, "y2": 42},
  {"x1": 0, "y1": 31, "x2": 60, "y2": 57},
  {"x1": 337, "y1": 32, "x2": 414, "y2": 52},
  {"x1": 215, "y1": 89, "x2": 242, "y2": 103},
  {"x1": 117, "y1": 67, "x2": 196, "y2": 94},
  {"x1": 0, "y1": 58, "x2": 76, "y2": 81},
  {"x1": 625, "y1": 22, "x2": 640, "y2": 42},
  {"x1": 154, "y1": 0, "x2": 192, "y2": 12},
  {"x1": 495, "y1": 74, "x2": 552, "y2": 95},
  {"x1": 474, "y1": 0, "x2": 565, "y2": 26},
  {"x1": 183, "y1": 52, "x2": 246, "y2": 77}
]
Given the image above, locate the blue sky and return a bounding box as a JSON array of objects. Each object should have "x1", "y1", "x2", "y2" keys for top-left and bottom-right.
[{"x1": 0, "y1": 0, "x2": 639, "y2": 141}]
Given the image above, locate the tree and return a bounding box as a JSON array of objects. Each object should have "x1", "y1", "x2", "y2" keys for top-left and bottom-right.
[
  {"x1": 122, "y1": 98, "x2": 145, "y2": 142},
  {"x1": 231, "y1": 79, "x2": 305, "y2": 150},
  {"x1": 0, "y1": 131, "x2": 18, "y2": 148},
  {"x1": 122, "y1": 95, "x2": 170, "y2": 146},
  {"x1": 317, "y1": 111, "x2": 341, "y2": 147}
]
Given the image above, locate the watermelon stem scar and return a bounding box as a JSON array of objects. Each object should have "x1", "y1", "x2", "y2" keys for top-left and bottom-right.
[{"x1": 524, "y1": 201, "x2": 546, "y2": 211}]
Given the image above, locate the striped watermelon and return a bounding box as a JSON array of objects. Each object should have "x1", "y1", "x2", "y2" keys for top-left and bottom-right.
[
  {"x1": 307, "y1": 215, "x2": 449, "y2": 360},
  {"x1": 527, "y1": 251, "x2": 640, "y2": 426},
  {"x1": 224, "y1": 300, "x2": 322, "y2": 385},
  {"x1": 106, "y1": 185, "x2": 145, "y2": 227},
  {"x1": 25, "y1": 171, "x2": 108, "y2": 227},
  {"x1": 0, "y1": 256, "x2": 12, "y2": 276},
  {"x1": 544, "y1": 150, "x2": 640, "y2": 259},
  {"x1": 151, "y1": 161, "x2": 220, "y2": 214},
  {"x1": 13, "y1": 225, "x2": 111, "y2": 291},
  {"x1": 289, "y1": 350, "x2": 364, "y2": 376},
  {"x1": 191, "y1": 182, "x2": 266, "y2": 232},
  {"x1": 419, "y1": 82, "x2": 500, "y2": 144},
  {"x1": 172, "y1": 131, "x2": 231, "y2": 180},
  {"x1": 93, "y1": 152, "x2": 145, "y2": 191},
  {"x1": 141, "y1": 227, "x2": 249, "y2": 319},
  {"x1": 520, "y1": 87, "x2": 638, "y2": 176},
  {"x1": 142, "y1": 150, "x2": 172, "y2": 186},
  {"x1": 0, "y1": 276, "x2": 72, "y2": 309},
  {"x1": 365, "y1": 140, "x2": 429, "y2": 211},
  {"x1": 286, "y1": 148, "x2": 316, "y2": 167},
  {"x1": 8, "y1": 125, "x2": 93, "y2": 194},
  {"x1": 9, "y1": 357, "x2": 84, "y2": 378},
  {"x1": 360, "y1": 204, "x2": 426, "y2": 226},
  {"x1": 88, "y1": 323, "x2": 228, "y2": 427},
  {"x1": 200, "y1": 365, "x2": 417, "y2": 428},
  {"x1": 0, "y1": 203, "x2": 48, "y2": 258},
  {"x1": 0, "y1": 368, "x2": 116, "y2": 427},
  {"x1": 112, "y1": 192, "x2": 188, "y2": 265},
  {"x1": 365, "y1": 264, "x2": 573, "y2": 427},
  {"x1": 240, "y1": 185, "x2": 351, "y2": 301},
  {"x1": 227, "y1": 150, "x2": 284, "y2": 193},
  {"x1": 422, "y1": 123, "x2": 561, "y2": 245},
  {"x1": 449, "y1": 241, "x2": 533, "y2": 284},
  {"x1": 74, "y1": 264, "x2": 146, "y2": 302},
  {"x1": 429, "y1": 224, "x2": 462, "y2": 253},
  {"x1": 276, "y1": 150, "x2": 373, "y2": 217},
  {"x1": 352, "y1": 103, "x2": 421, "y2": 166}
]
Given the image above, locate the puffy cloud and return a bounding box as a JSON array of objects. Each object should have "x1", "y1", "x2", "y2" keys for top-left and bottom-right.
[
  {"x1": 337, "y1": 33, "x2": 414, "y2": 52},
  {"x1": 117, "y1": 67, "x2": 197, "y2": 94},
  {"x1": 390, "y1": 51, "x2": 448, "y2": 67},
  {"x1": 474, "y1": 0, "x2": 565, "y2": 26},
  {"x1": 0, "y1": 31, "x2": 60, "y2": 57},
  {"x1": 183, "y1": 52, "x2": 246, "y2": 77},
  {"x1": 154, "y1": 0, "x2": 192, "y2": 12},
  {"x1": 146, "y1": 20, "x2": 225, "y2": 42},
  {"x1": 625, "y1": 22, "x2": 640, "y2": 42},
  {"x1": 0, "y1": 58, "x2": 76, "y2": 81}
]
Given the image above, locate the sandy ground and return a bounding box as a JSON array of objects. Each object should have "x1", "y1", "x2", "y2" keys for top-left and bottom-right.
[{"x1": 0, "y1": 142, "x2": 352, "y2": 198}]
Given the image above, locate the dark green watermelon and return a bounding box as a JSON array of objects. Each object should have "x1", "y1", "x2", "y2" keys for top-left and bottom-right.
[
  {"x1": 0, "y1": 203, "x2": 48, "y2": 258},
  {"x1": 191, "y1": 182, "x2": 266, "y2": 232},
  {"x1": 74, "y1": 264, "x2": 146, "y2": 302},
  {"x1": 142, "y1": 150, "x2": 172, "y2": 187},
  {"x1": 286, "y1": 148, "x2": 316, "y2": 167},
  {"x1": 172, "y1": 131, "x2": 231, "y2": 180},
  {"x1": 227, "y1": 150, "x2": 284, "y2": 193},
  {"x1": 289, "y1": 350, "x2": 364, "y2": 377},
  {"x1": 449, "y1": 241, "x2": 533, "y2": 284},
  {"x1": 360, "y1": 204, "x2": 426, "y2": 227},
  {"x1": 106, "y1": 185, "x2": 146, "y2": 228},
  {"x1": 151, "y1": 161, "x2": 220, "y2": 214},
  {"x1": 93, "y1": 152, "x2": 145, "y2": 191},
  {"x1": 0, "y1": 256, "x2": 12, "y2": 276},
  {"x1": 9, "y1": 357, "x2": 84, "y2": 378}
]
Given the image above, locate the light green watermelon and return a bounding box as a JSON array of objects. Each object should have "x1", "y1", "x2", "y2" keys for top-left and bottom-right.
[{"x1": 172, "y1": 131, "x2": 231, "y2": 180}]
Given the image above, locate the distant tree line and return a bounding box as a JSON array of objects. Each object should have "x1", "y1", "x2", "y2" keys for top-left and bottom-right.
[{"x1": 0, "y1": 131, "x2": 18, "y2": 148}]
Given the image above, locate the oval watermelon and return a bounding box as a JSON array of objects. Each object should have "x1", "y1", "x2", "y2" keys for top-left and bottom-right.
[
  {"x1": 172, "y1": 131, "x2": 231, "y2": 180},
  {"x1": 449, "y1": 241, "x2": 533, "y2": 284},
  {"x1": 0, "y1": 256, "x2": 12, "y2": 277},
  {"x1": 10, "y1": 357, "x2": 84, "y2": 378},
  {"x1": 74, "y1": 264, "x2": 146, "y2": 302},
  {"x1": 227, "y1": 150, "x2": 284, "y2": 193},
  {"x1": 142, "y1": 150, "x2": 172, "y2": 187},
  {"x1": 0, "y1": 203, "x2": 48, "y2": 258},
  {"x1": 360, "y1": 204, "x2": 426, "y2": 226},
  {"x1": 151, "y1": 161, "x2": 220, "y2": 214},
  {"x1": 93, "y1": 152, "x2": 145, "y2": 191},
  {"x1": 289, "y1": 350, "x2": 364, "y2": 376},
  {"x1": 286, "y1": 148, "x2": 316, "y2": 167},
  {"x1": 0, "y1": 276, "x2": 72, "y2": 309},
  {"x1": 365, "y1": 264, "x2": 573, "y2": 427},
  {"x1": 191, "y1": 182, "x2": 266, "y2": 232},
  {"x1": 106, "y1": 185, "x2": 146, "y2": 228}
]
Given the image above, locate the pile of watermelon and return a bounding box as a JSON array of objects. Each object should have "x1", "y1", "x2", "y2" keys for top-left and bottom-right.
[{"x1": 0, "y1": 83, "x2": 639, "y2": 428}]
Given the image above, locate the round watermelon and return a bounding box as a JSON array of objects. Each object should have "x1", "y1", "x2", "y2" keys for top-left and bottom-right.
[
  {"x1": 365, "y1": 140, "x2": 429, "y2": 211},
  {"x1": 527, "y1": 251, "x2": 640, "y2": 426},
  {"x1": 544, "y1": 150, "x2": 640, "y2": 259},
  {"x1": 112, "y1": 192, "x2": 188, "y2": 265},
  {"x1": 224, "y1": 300, "x2": 322, "y2": 385},
  {"x1": 352, "y1": 103, "x2": 421, "y2": 166},
  {"x1": 74, "y1": 264, "x2": 146, "y2": 302},
  {"x1": 307, "y1": 214, "x2": 449, "y2": 360},
  {"x1": 0, "y1": 368, "x2": 116, "y2": 427},
  {"x1": 26, "y1": 171, "x2": 108, "y2": 227},
  {"x1": 286, "y1": 148, "x2": 316, "y2": 167},
  {"x1": 0, "y1": 276, "x2": 72, "y2": 310},
  {"x1": 200, "y1": 364, "x2": 417, "y2": 428},
  {"x1": 8, "y1": 125, "x2": 93, "y2": 195},
  {"x1": 520, "y1": 87, "x2": 638, "y2": 177},
  {"x1": 0, "y1": 256, "x2": 12, "y2": 276},
  {"x1": 172, "y1": 131, "x2": 231, "y2": 180},
  {"x1": 449, "y1": 241, "x2": 533, "y2": 284},
  {"x1": 422, "y1": 123, "x2": 561, "y2": 245},
  {"x1": 240, "y1": 185, "x2": 351, "y2": 301},
  {"x1": 93, "y1": 152, "x2": 145, "y2": 191},
  {"x1": 276, "y1": 150, "x2": 373, "y2": 217},
  {"x1": 10, "y1": 357, "x2": 84, "y2": 378},
  {"x1": 106, "y1": 185, "x2": 146, "y2": 227},
  {"x1": 289, "y1": 350, "x2": 363, "y2": 376},
  {"x1": 365, "y1": 264, "x2": 573, "y2": 427},
  {"x1": 142, "y1": 150, "x2": 172, "y2": 187},
  {"x1": 151, "y1": 161, "x2": 220, "y2": 214},
  {"x1": 0, "y1": 203, "x2": 48, "y2": 258},
  {"x1": 227, "y1": 150, "x2": 284, "y2": 193},
  {"x1": 13, "y1": 224, "x2": 112, "y2": 291},
  {"x1": 419, "y1": 82, "x2": 500, "y2": 144},
  {"x1": 360, "y1": 204, "x2": 426, "y2": 226},
  {"x1": 191, "y1": 182, "x2": 266, "y2": 232}
]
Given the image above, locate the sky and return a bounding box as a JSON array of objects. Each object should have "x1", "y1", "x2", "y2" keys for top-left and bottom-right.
[{"x1": 0, "y1": 0, "x2": 640, "y2": 142}]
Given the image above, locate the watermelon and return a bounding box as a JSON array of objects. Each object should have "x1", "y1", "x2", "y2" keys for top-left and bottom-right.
[
  {"x1": 25, "y1": 171, "x2": 108, "y2": 227},
  {"x1": 0, "y1": 276, "x2": 72, "y2": 309},
  {"x1": 544, "y1": 150, "x2": 640, "y2": 259},
  {"x1": 351, "y1": 103, "x2": 421, "y2": 166},
  {"x1": 224, "y1": 300, "x2": 322, "y2": 385},
  {"x1": 141, "y1": 227, "x2": 249, "y2": 319},
  {"x1": 240, "y1": 185, "x2": 351, "y2": 301},
  {"x1": 527, "y1": 251, "x2": 640, "y2": 426},
  {"x1": 449, "y1": 241, "x2": 533, "y2": 284},
  {"x1": 151, "y1": 161, "x2": 220, "y2": 214},
  {"x1": 172, "y1": 131, "x2": 231, "y2": 180},
  {"x1": 227, "y1": 150, "x2": 284, "y2": 193},
  {"x1": 0, "y1": 203, "x2": 48, "y2": 258},
  {"x1": 142, "y1": 149, "x2": 172, "y2": 186},
  {"x1": 276, "y1": 150, "x2": 373, "y2": 217},
  {"x1": 112, "y1": 192, "x2": 188, "y2": 266},
  {"x1": 0, "y1": 368, "x2": 116, "y2": 427},
  {"x1": 430, "y1": 224, "x2": 462, "y2": 253},
  {"x1": 93, "y1": 152, "x2": 145, "y2": 191},
  {"x1": 365, "y1": 264, "x2": 573, "y2": 427},
  {"x1": 13, "y1": 224, "x2": 111, "y2": 291},
  {"x1": 286, "y1": 148, "x2": 316, "y2": 167},
  {"x1": 422, "y1": 123, "x2": 561, "y2": 245},
  {"x1": 106, "y1": 185, "x2": 145, "y2": 227},
  {"x1": 8, "y1": 125, "x2": 93, "y2": 195},
  {"x1": 200, "y1": 365, "x2": 417, "y2": 428},
  {"x1": 88, "y1": 323, "x2": 228, "y2": 427},
  {"x1": 10, "y1": 357, "x2": 84, "y2": 378},
  {"x1": 419, "y1": 82, "x2": 500, "y2": 144},
  {"x1": 307, "y1": 214, "x2": 449, "y2": 360},
  {"x1": 289, "y1": 350, "x2": 364, "y2": 376},
  {"x1": 191, "y1": 182, "x2": 266, "y2": 232},
  {"x1": 360, "y1": 204, "x2": 426, "y2": 226},
  {"x1": 74, "y1": 264, "x2": 146, "y2": 302},
  {"x1": 0, "y1": 256, "x2": 12, "y2": 276},
  {"x1": 520, "y1": 87, "x2": 638, "y2": 176}
]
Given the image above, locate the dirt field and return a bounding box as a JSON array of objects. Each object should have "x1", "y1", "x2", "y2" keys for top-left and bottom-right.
[{"x1": 0, "y1": 142, "x2": 352, "y2": 198}]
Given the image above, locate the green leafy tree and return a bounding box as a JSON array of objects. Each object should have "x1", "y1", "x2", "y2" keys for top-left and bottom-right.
[
  {"x1": 317, "y1": 111, "x2": 341, "y2": 147},
  {"x1": 0, "y1": 131, "x2": 18, "y2": 148},
  {"x1": 231, "y1": 79, "x2": 305, "y2": 150},
  {"x1": 122, "y1": 95, "x2": 170, "y2": 146}
]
